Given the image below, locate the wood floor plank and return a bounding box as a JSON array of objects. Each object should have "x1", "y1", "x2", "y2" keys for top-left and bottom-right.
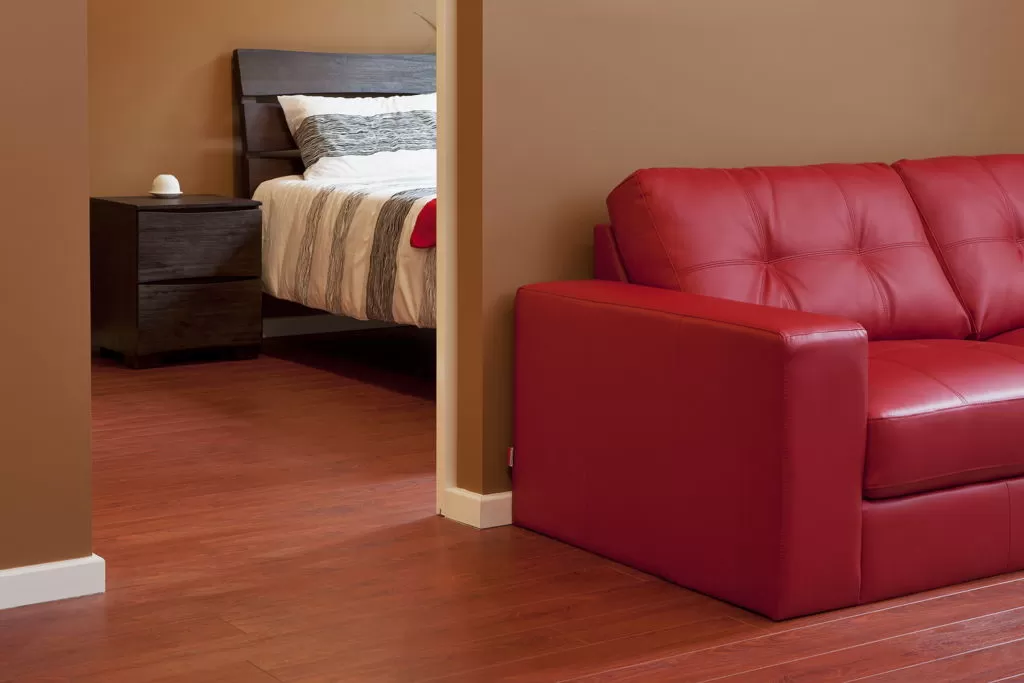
[
  {"x1": 991, "y1": 673, "x2": 1024, "y2": 683},
  {"x1": 3, "y1": 336, "x2": 1024, "y2": 682},
  {"x1": 1, "y1": 616, "x2": 252, "y2": 682},
  {"x1": 858, "y1": 637, "x2": 1024, "y2": 682},
  {"x1": 247, "y1": 583, "x2": 748, "y2": 681},
  {"x1": 424, "y1": 617, "x2": 756, "y2": 682},
  {"x1": 265, "y1": 625, "x2": 587, "y2": 682},
  {"x1": 715, "y1": 606, "x2": 1024, "y2": 682},
  {"x1": 225, "y1": 560, "x2": 651, "y2": 644},
  {"x1": 723, "y1": 571, "x2": 1024, "y2": 634},
  {"x1": 570, "y1": 577, "x2": 1024, "y2": 682},
  {"x1": 233, "y1": 565, "x2": 645, "y2": 639},
  {"x1": 72, "y1": 659, "x2": 283, "y2": 683}
]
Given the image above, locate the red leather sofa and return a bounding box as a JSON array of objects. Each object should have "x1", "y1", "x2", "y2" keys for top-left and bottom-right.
[{"x1": 514, "y1": 155, "x2": 1024, "y2": 620}]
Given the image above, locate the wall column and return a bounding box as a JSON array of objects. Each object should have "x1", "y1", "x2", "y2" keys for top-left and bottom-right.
[
  {"x1": 437, "y1": 0, "x2": 511, "y2": 527},
  {"x1": 0, "y1": 0, "x2": 104, "y2": 610}
]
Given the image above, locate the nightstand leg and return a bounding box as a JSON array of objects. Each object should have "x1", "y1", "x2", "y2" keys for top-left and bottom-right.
[
  {"x1": 125, "y1": 353, "x2": 160, "y2": 370},
  {"x1": 229, "y1": 344, "x2": 261, "y2": 361}
]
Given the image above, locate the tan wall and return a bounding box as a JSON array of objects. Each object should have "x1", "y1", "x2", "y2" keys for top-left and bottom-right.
[
  {"x1": 452, "y1": 1, "x2": 486, "y2": 494},
  {"x1": 88, "y1": 0, "x2": 436, "y2": 197},
  {"x1": 0, "y1": 0, "x2": 93, "y2": 569},
  {"x1": 470, "y1": 0, "x2": 1024, "y2": 493}
]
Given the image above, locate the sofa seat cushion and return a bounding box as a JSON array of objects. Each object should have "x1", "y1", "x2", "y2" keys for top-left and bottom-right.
[
  {"x1": 990, "y1": 328, "x2": 1024, "y2": 348},
  {"x1": 866, "y1": 340, "x2": 1024, "y2": 499}
]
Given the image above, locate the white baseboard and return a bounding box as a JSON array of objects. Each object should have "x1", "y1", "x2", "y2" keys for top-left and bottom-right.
[
  {"x1": 442, "y1": 487, "x2": 513, "y2": 528},
  {"x1": 0, "y1": 554, "x2": 106, "y2": 611}
]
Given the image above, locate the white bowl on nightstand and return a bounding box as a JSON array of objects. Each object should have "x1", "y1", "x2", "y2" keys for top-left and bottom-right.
[{"x1": 150, "y1": 174, "x2": 182, "y2": 198}]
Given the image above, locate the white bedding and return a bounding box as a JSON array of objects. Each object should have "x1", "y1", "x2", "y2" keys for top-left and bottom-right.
[{"x1": 255, "y1": 176, "x2": 436, "y2": 328}]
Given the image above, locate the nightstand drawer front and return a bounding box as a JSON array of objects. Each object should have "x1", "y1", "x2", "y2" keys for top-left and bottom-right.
[
  {"x1": 137, "y1": 209, "x2": 261, "y2": 282},
  {"x1": 137, "y1": 280, "x2": 262, "y2": 354}
]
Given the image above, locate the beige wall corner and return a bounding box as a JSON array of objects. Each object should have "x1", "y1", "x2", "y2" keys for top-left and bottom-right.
[
  {"x1": 436, "y1": 0, "x2": 457, "y2": 509},
  {"x1": 0, "y1": 0, "x2": 94, "y2": 573}
]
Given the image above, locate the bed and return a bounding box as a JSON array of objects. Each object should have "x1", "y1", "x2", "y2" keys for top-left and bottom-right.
[{"x1": 232, "y1": 49, "x2": 437, "y2": 329}]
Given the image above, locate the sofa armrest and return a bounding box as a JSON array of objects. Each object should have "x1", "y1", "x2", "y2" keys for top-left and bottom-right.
[{"x1": 514, "y1": 281, "x2": 868, "y2": 619}]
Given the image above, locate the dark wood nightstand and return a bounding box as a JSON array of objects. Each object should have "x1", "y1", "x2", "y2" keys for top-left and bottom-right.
[{"x1": 90, "y1": 195, "x2": 263, "y2": 368}]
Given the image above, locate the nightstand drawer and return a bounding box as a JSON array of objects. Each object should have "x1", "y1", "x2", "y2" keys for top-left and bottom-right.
[
  {"x1": 137, "y1": 209, "x2": 261, "y2": 282},
  {"x1": 137, "y1": 279, "x2": 262, "y2": 354}
]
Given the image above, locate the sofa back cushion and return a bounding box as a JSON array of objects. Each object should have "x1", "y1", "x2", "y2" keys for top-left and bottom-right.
[
  {"x1": 606, "y1": 164, "x2": 970, "y2": 340},
  {"x1": 894, "y1": 155, "x2": 1024, "y2": 339}
]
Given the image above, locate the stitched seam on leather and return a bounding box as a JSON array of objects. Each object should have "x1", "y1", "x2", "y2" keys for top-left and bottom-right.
[
  {"x1": 774, "y1": 269, "x2": 800, "y2": 314},
  {"x1": 858, "y1": 517, "x2": 864, "y2": 605},
  {"x1": 678, "y1": 249, "x2": 876, "y2": 277},
  {"x1": 634, "y1": 175, "x2": 684, "y2": 290},
  {"x1": 759, "y1": 173, "x2": 801, "y2": 311},
  {"x1": 975, "y1": 157, "x2": 1024, "y2": 339},
  {"x1": 727, "y1": 169, "x2": 797, "y2": 312},
  {"x1": 607, "y1": 225, "x2": 631, "y2": 283},
  {"x1": 755, "y1": 168, "x2": 782, "y2": 272},
  {"x1": 867, "y1": 393, "x2": 1024, "y2": 421},
  {"x1": 991, "y1": 331, "x2": 1024, "y2": 343},
  {"x1": 896, "y1": 164, "x2": 978, "y2": 337},
  {"x1": 769, "y1": 243, "x2": 926, "y2": 264},
  {"x1": 755, "y1": 263, "x2": 767, "y2": 307},
  {"x1": 758, "y1": 167, "x2": 781, "y2": 248},
  {"x1": 857, "y1": 265, "x2": 889, "y2": 337},
  {"x1": 1007, "y1": 482, "x2": 1013, "y2": 572},
  {"x1": 868, "y1": 463, "x2": 1024, "y2": 488},
  {"x1": 866, "y1": 466, "x2": 1024, "y2": 498},
  {"x1": 526, "y1": 289, "x2": 865, "y2": 340},
  {"x1": 869, "y1": 271, "x2": 893, "y2": 337},
  {"x1": 669, "y1": 244, "x2": 930, "y2": 279},
  {"x1": 777, "y1": 348, "x2": 790, "y2": 618},
  {"x1": 976, "y1": 157, "x2": 1024, "y2": 242},
  {"x1": 860, "y1": 241, "x2": 931, "y2": 256},
  {"x1": 868, "y1": 339, "x2": 931, "y2": 357},
  {"x1": 752, "y1": 169, "x2": 774, "y2": 310},
  {"x1": 822, "y1": 167, "x2": 893, "y2": 331},
  {"x1": 868, "y1": 356, "x2": 968, "y2": 406},
  {"x1": 784, "y1": 329, "x2": 866, "y2": 341},
  {"x1": 944, "y1": 235, "x2": 1020, "y2": 250},
  {"x1": 729, "y1": 168, "x2": 771, "y2": 261},
  {"x1": 970, "y1": 343, "x2": 1024, "y2": 368},
  {"x1": 675, "y1": 244, "x2": 933, "y2": 278},
  {"x1": 819, "y1": 166, "x2": 861, "y2": 250},
  {"x1": 677, "y1": 258, "x2": 768, "y2": 277}
]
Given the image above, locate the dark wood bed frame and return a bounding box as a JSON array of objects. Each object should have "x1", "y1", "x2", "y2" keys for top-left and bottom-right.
[{"x1": 231, "y1": 49, "x2": 436, "y2": 320}]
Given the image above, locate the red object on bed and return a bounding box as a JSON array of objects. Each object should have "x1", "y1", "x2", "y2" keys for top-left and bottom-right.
[{"x1": 410, "y1": 199, "x2": 437, "y2": 249}]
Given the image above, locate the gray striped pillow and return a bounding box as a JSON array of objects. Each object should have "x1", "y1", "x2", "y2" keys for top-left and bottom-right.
[
  {"x1": 294, "y1": 110, "x2": 436, "y2": 169},
  {"x1": 279, "y1": 94, "x2": 437, "y2": 182}
]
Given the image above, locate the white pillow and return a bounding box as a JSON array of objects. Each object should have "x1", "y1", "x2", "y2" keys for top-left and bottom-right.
[{"x1": 278, "y1": 93, "x2": 437, "y2": 182}]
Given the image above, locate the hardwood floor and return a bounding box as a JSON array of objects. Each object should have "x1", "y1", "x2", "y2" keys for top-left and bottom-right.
[{"x1": 2, "y1": 330, "x2": 1024, "y2": 682}]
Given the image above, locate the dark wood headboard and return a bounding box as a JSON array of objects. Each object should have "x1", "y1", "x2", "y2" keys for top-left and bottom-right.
[{"x1": 232, "y1": 49, "x2": 436, "y2": 198}]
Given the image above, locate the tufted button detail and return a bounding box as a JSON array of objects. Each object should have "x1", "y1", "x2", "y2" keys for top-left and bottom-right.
[
  {"x1": 895, "y1": 154, "x2": 1024, "y2": 338},
  {"x1": 606, "y1": 164, "x2": 972, "y2": 340}
]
